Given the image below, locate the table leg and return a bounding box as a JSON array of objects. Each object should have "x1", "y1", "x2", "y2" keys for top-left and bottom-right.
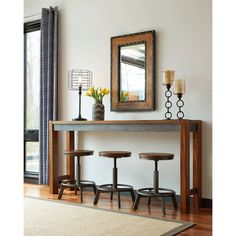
[
  {"x1": 193, "y1": 121, "x2": 202, "y2": 208},
  {"x1": 66, "y1": 131, "x2": 75, "y2": 183},
  {"x1": 49, "y1": 121, "x2": 59, "y2": 194},
  {"x1": 180, "y1": 120, "x2": 190, "y2": 213}
]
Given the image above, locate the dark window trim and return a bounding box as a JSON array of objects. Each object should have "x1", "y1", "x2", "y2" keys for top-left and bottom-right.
[
  {"x1": 24, "y1": 171, "x2": 39, "y2": 179},
  {"x1": 24, "y1": 130, "x2": 39, "y2": 142},
  {"x1": 24, "y1": 20, "x2": 41, "y2": 182},
  {"x1": 24, "y1": 20, "x2": 41, "y2": 33}
]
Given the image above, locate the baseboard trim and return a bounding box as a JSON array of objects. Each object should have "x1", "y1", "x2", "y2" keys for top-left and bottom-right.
[
  {"x1": 201, "y1": 198, "x2": 212, "y2": 208},
  {"x1": 24, "y1": 177, "x2": 39, "y2": 184}
]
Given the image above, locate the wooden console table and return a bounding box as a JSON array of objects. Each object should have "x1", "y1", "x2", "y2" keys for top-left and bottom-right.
[{"x1": 49, "y1": 119, "x2": 202, "y2": 213}]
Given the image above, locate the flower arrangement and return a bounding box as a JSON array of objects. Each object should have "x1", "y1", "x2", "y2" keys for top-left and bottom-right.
[
  {"x1": 120, "y1": 90, "x2": 129, "y2": 102},
  {"x1": 86, "y1": 86, "x2": 110, "y2": 103}
]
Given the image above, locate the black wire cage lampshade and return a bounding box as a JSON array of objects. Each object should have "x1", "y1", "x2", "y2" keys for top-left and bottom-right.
[{"x1": 68, "y1": 69, "x2": 93, "y2": 121}]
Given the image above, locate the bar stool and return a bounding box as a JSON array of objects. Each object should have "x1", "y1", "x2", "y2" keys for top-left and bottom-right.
[
  {"x1": 133, "y1": 153, "x2": 178, "y2": 215},
  {"x1": 93, "y1": 151, "x2": 135, "y2": 208},
  {"x1": 58, "y1": 150, "x2": 96, "y2": 202}
]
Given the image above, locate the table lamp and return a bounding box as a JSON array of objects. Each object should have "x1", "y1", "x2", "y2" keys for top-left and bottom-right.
[{"x1": 68, "y1": 69, "x2": 93, "y2": 121}]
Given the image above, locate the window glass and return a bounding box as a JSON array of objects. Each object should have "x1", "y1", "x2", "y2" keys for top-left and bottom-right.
[
  {"x1": 25, "y1": 142, "x2": 39, "y2": 172},
  {"x1": 26, "y1": 30, "x2": 40, "y2": 130}
]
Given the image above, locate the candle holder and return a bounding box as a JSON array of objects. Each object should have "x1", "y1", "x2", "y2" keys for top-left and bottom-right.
[
  {"x1": 176, "y1": 93, "x2": 184, "y2": 119},
  {"x1": 164, "y1": 84, "x2": 173, "y2": 119}
]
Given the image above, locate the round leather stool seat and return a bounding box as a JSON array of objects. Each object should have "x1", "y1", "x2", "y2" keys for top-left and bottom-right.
[
  {"x1": 133, "y1": 152, "x2": 177, "y2": 215},
  {"x1": 94, "y1": 151, "x2": 134, "y2": 208},
  {"x1": 139, "y1": 153, "x2": 174, "y2": 161},
  {"x1": 64, "y1": 149, "x2": 94, "y2": 156},
  {"x1": 99, "y1": 151, "x2": 131, "y2": 158},
  {"x1": 58, "y1": 149, "x2": 96, "y2": 202}
]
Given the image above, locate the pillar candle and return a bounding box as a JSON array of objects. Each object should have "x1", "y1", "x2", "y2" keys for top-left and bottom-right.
[
  {"x1": 173, "y1": 79, "x2": 185, "y2": 94},
  {"x1": 162, "y1": 70, "x2": 175, "y2": 85}
]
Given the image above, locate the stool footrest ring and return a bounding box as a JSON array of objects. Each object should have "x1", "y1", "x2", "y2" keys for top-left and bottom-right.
[
  {"x1": 94, "y1": 184, "x2": 135, "y2": 208},
  {"x1": 133, "y1": 187, "x2": 178, "y2": 215},
  {"x1": 97, "y1": 184, "x2": 133, "y2": 192},
  {"x1": 137, "y1": 187, "x2": 176, "y2": 197},
  {"x1": 58, "y1": 179, "x2": 97, "y2": 202},
  {"x1": 60, "y1": 180, "x2": 96, "y2": 188}
]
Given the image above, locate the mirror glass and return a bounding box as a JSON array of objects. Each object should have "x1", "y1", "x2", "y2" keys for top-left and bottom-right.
[{"x1": 120, "y1": 43, "x2": 146, "y2": 102}]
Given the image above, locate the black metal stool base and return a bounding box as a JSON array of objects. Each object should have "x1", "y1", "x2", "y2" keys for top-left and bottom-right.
[
  {"x1": 94, "y1": 183, "x2": 135, "y2": 208},
  {"x1": 58, "y1": 180, "x2": 97, "y2": 202},
  {"x1": 133, "y1": 187, "x2": 178, "y2": 215}
]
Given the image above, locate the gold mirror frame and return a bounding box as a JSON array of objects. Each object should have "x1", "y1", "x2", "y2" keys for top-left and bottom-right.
[{"x1": 111, "y1": 30, "x2": 155, "y2": 111}]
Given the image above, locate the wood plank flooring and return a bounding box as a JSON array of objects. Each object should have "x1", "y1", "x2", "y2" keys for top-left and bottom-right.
[{"x1": 24, "y1": 184, "x2": 212, "y2": 235}]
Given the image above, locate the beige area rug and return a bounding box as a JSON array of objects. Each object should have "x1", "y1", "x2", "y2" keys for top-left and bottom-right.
[{"x1": 24, "y1": 197, "x2": 194, "y2": 236}]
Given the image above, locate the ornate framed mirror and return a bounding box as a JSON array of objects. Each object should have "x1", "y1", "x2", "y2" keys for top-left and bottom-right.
[{"x1": 111, "y1": 30, "x2": 155, "y2": 111}]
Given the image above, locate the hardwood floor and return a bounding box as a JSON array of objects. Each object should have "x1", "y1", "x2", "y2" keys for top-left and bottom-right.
[{"x1": 24, "y1": 184, "x2": 212, "y2": 235}]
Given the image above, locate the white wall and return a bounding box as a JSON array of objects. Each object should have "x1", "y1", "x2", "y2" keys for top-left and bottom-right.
[{"x1": 24, "y1": 0, "x2": 212, "y2": 199}]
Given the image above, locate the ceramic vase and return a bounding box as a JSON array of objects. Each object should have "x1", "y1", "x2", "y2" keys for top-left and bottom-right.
[{"x1": 92, "y1": 101, "x2": 104, "y2": 120}]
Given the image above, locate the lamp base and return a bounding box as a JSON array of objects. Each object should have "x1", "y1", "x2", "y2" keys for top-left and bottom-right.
[{"x1": 73, "y1": 117, "x2": 87, "y2": 121}]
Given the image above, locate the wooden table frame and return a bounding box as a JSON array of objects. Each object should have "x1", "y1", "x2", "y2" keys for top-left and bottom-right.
[{"x1": 49, "y1": 119, "x2": 202, "y2": 213}]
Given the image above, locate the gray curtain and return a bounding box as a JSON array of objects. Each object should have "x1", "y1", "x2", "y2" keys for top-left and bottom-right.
[{"x1": 39, "y1": 7, "x2": 58, "y2": 185}]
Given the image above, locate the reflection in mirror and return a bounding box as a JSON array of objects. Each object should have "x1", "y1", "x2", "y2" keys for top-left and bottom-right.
[{"x1": 120, "y1": 43, "x2": 146, "y2": 102}]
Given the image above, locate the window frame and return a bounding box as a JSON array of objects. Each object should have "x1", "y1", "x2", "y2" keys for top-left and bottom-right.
[{"x1": 24, "y1": 20, "x2": 41, "y2": 181}]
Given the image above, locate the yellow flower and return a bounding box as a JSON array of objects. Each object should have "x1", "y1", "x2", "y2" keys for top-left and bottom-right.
[
  {"x1": 88, "y1": 87, "x2": 94, "y2": 94},
  {"x1": 85, "y1": 91, "x2": 92, "y2": 96},
  {"x1": 86, "y1": 86, "x2": 109, "y2": 102},
  {"x1": 123, "y1": 91, "x2": 128, "y2": 97},
  {"x1": 101, "y1": 88, "x2": 110, "y2": 95},
  {"x1": 100, "y1": 88, "x2": 106, "y2": 94}
]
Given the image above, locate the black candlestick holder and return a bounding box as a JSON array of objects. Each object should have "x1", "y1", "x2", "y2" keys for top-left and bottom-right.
[
  {"x1": 176, "y1": 93, "x2": 184, "y2": 119},
  {"x1": 164, "y1": 84, "x2": 172, "y2": 119}
]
